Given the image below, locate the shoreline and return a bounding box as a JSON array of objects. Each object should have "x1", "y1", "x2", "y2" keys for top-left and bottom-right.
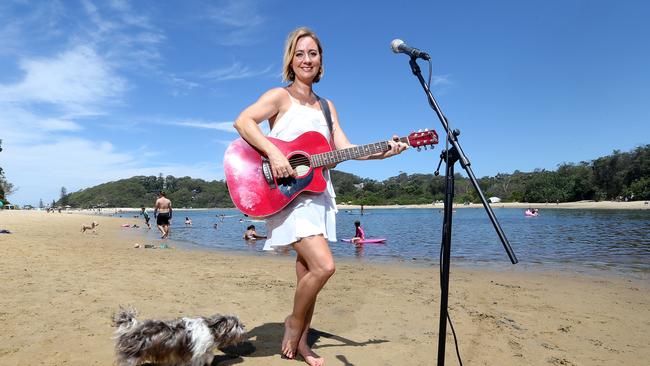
[
  {"x1": 1, "y1": 210, "x2": 649, "y2": 365},
  {"x1": 23, "y1": 199, "x2": 650, "y2": 215}
]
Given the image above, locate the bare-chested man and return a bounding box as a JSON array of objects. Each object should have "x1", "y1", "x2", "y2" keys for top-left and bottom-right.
[{"x1": 154, "y1": 191, "x2": 172, "y2": 239}]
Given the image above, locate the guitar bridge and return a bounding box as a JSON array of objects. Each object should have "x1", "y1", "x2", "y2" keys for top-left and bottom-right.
[{"x1": 262, "y1": 158, "x2": 276, "y2": 189}]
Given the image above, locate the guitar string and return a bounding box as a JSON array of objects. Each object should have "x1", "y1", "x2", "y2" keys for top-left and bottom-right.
[
  {"x1": 285, "y1": 137, "x2": 430, "y2": 167},
  {"x1": 288, "y1": 143, "x2": 392, "y2": 167}
]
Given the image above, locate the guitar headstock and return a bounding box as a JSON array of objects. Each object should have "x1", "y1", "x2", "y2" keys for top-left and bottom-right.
[{"x1": 407, "y1": 129, "x2": 439, "y2": 150}]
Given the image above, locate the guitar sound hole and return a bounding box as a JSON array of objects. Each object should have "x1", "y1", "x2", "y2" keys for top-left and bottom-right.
[{"x1": 289, "y1": 154, "x2": 311, "y2": 177}]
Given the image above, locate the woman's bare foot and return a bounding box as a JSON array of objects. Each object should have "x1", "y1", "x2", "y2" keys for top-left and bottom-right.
[
  {"x1": 298, "y1": 342, "x2": 325, "y2": 366},
  {"x1": 282, "y1": 315, "x2": 302, "y2": 359}
]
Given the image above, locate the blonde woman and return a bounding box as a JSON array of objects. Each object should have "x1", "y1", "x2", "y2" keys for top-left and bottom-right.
[{"x1": 234, "y1": 27, "x2": 407, "y2": 365}]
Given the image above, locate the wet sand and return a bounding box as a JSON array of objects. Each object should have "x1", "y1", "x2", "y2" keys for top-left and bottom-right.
[{"x1": 0, "y1": 210, "x2": 648, "y2": 365}]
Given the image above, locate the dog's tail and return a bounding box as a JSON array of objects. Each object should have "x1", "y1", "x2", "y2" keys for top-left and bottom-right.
[{"x1": 112, "y1": 306, "x2": 138, "y2": 330}]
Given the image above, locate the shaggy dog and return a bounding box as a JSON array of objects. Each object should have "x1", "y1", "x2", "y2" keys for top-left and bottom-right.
[
  {"x1": 81, "y1": 221, "x2": 99, "y2": 233},
  {"x1": 112, "y1": 307, "x2": 246, "y2": 366}
]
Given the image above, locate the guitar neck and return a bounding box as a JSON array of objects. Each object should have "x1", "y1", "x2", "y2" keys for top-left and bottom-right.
[{"x1": 311, "y1": 137, "x2": 409, "y2": 167}]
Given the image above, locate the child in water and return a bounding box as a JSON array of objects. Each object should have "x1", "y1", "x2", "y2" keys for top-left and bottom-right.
[
  {"x1": 351, "y1": 220, "x2": 365, "y2": 244},
  {"x1": 243, "y1": 225, "x2": 267, "y2": 241}
]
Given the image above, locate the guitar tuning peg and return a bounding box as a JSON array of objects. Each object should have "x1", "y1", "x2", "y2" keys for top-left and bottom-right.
[
  {"x1": 417, "y1": 147, "x2": 421, "y2": 152},
  {"x1": 424, "y1": 145, "x2": 428, "y2": 150},
  {"x1": 424, "y1": 128, "x2": 429, "y2": 131}
]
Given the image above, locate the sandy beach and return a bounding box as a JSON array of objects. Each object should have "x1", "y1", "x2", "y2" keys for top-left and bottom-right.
[{"x1": 1, "y1": 210, "x2": 648, "y2": 366}]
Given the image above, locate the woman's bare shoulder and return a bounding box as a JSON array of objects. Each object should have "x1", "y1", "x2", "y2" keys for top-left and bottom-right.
[
  {"x1": 250, "y1": 87, "x2": 288, "y2": 111},
  {"x1": 260, "y1": 87, "x2": 289, "y2": 102}
]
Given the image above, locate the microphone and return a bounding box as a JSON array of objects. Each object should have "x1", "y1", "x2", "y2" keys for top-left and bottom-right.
[{"x1": 391, "y1": 39, "x2": 430, "y2": 60}]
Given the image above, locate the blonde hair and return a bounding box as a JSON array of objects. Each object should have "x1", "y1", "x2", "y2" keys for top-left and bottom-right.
[{"x1": 282, "y1": 27, "x2": 324, "y2": 83}]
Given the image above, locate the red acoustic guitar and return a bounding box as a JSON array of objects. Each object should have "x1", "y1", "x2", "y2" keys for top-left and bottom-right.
[{"x1": 224, "y1": 129, "x2": 438, "y2": 217}]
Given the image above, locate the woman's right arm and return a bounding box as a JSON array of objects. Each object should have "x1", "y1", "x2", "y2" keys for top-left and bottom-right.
[{"x1": 233, "y1": 88, "x2": 295, "y2": 178}]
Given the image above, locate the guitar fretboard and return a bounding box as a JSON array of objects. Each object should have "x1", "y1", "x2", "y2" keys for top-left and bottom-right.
[{"x1": 311, "y1": 137, "x2": 409, "y2": 167}]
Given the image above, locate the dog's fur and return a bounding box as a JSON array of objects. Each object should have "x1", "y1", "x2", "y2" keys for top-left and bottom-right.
[
  {"x1": 112, "y1": 307, "x2": 246, "y2": 366},
  {"x1": 81, "y1": 221, "x2": 99, "y2": 233}
]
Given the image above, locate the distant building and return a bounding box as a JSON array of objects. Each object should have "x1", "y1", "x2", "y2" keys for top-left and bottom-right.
[{"x1": 488, "y1": 197, "x2": 501, "y2": 203}]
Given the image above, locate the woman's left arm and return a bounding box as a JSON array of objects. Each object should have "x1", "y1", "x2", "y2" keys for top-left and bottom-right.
[{"x1": 328, "y1": 101, "x2": 408, "y2": 160}]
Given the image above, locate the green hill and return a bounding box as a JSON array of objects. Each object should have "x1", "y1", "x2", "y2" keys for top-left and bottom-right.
[
  {"x1": 57, "y1": 144, "x2": 650, "y2": 208},
  {"x1": 60, "y1": 175, "x2": 231, "y2": 208}
]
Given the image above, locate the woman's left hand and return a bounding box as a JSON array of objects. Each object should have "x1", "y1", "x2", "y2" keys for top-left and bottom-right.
[{"x1": 380, "y1": 135, "x2": 408, "y2": 159}]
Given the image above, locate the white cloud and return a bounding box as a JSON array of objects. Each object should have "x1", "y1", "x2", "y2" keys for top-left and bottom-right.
[
  {"x1": 166, "y1": 74, "x2": 201, "y2": 96},
  {"x1": 0, "y1": 105, "x2": 88, "y2": 144},
  {"x1": 39, "y1": 119, "x2": 83, "y2": 132},
  {"x1": 81, "y1": 0, "x2": 116, "y2": 35},
  {"x1": 0, "y1": 2, "x2": 242, "y2": 205},
  {"x1": 206, "y1": 0, "x2": 266, "y2": 46},
  {"x1": 0, "y1": 35, "x2": 146, "y2": 206},
  {"x1": 0, "y1": 1, "x2": 66, "y2": 56},
  {"x1": 0, "y1": 17, "x2": 23, "y2": 55},
  {"x1": 3, "y1": 137, "x2": 223, "y2": 205},
  {"x1": 79, "y1": 0, "x2": 165, "y2": 70},
  {"x1": 107, "y1": 0, "x2": 157, "y2": 30},
  {"x1": 0, "y1": 45, "x2": 127, "y2": 115},
  {"x1": 202, "y1": 62, "x2": 274, "y2": 81},
  {"x1": 207, "y1": 0, "x2": 264, "y2": 28},
  {"x1": 175, "y1": 120, "x2": 238, "y2": 133},
  {"x1": 431, "y1": 74, "x2": 453, "y2": 86}
]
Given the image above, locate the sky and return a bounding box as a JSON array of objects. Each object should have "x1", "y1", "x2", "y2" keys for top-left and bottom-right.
[{"x1": 1, "y1": 0, "x2": 649, "y2": 206}]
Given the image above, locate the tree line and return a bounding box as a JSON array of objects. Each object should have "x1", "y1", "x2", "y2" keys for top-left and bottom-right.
[
  {"x1": 333, "y1": 144, "x2": 650, "y2": 204},
  {"x1": 13, "y1": 143, "x2": 649, "y2": 208},
  {"x1": 58, "y1": 174, "x2": 232, "y2": 208},
  {"x1": 0, "y1": 140, "x2": 15, "y2": 204}
]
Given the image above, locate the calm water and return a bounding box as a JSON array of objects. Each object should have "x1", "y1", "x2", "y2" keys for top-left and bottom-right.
[{"x1": 131, "y1": 208, "x2": 650, "y2": 274}]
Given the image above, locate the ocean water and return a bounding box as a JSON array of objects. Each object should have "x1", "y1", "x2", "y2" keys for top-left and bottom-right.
[{"x1": 128, "y1": 207, "x2": 650, "y2": 274}]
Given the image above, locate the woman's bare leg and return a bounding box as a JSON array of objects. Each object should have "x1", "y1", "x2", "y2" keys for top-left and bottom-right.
[
  {"x1": 295, "y1": 255, "x2": 324, "y2": 365},
  {"x1": 281, "y1": 235, "x2": 335, "y2": 362}
]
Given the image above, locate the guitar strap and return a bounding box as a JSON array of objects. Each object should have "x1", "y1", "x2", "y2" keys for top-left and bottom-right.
[
  {"x1": 316, "y1": 95, "x2": 334, "y2": 138},
  {"x1": 316, "y1": 95, "x2": 336, "y2": 175}
]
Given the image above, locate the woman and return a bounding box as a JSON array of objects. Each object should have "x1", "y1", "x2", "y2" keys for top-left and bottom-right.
[{"x1": 233, "y1": 27, "x2": 407, "y2": 365}]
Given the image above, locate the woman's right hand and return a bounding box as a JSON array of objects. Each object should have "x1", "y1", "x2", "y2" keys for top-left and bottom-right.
[{"x1": 268, "y1": 150, "x2": 295, "y2": 179}]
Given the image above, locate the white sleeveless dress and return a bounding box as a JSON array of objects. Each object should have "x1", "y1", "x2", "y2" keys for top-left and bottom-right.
[{"x1": 262, "y1": 92, "x2": 338, "y2": 250}]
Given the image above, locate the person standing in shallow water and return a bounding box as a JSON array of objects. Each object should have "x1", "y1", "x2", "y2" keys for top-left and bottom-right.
[
  {"x1": 140, "y1": 207, "x2": 151, "y2": 229},
  {"x1": 154, "y1": 191, "x2": 172, "y2": 239},
  {"x1": 233, "y1": 27, "x2": 407, "y2": 365}
]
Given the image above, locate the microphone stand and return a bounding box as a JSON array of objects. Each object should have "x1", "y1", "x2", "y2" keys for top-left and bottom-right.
[{"x1": 405, "y1": 56, "x2": 519, "y2": 366}]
